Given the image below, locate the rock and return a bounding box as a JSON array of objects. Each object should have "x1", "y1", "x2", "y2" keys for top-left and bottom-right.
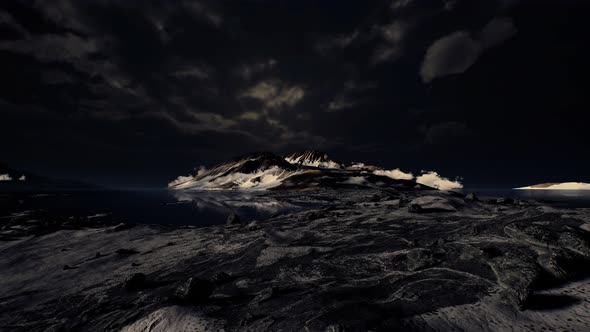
[
  {"x1": 116, "y1": 248, "x2": 139, "y2": 255},
  {"x1": 212, "y1": 271, "x2": 231, "y2": 284},
  {"x1": 558, "y1": 232, "x2": 590, "y2": 257},
  {"x1": 326, "y1": 324, "x2": 344, "y2": 332},
  {"x1": 408, "y1": 196, "x2": 457, "y2": 213},
  {"x1": 226, "y1": 212, "x2": 241, "y2": 226},
  {"x1": 254, "y1": 287, "x2": 276, "y2": 304},
  {"x1": 495, "y1": 197, "x2": 514, "y2": 205},
  {"x1": 504, "y1": 224, "x2": 558, "y2": 248},
  {"x1": 465, "y1": 193, "x2": 479, "y2": 201},
  {"x1": 537, "y1": 250, "x2": 585, "y2": 281},
  {"x1": 112, "y1": 223, "x2": 132, "y2": 231},
  {"x1": 175, "y1": 277, "x2": 213, "y2": 303},
  {"x1": 306, "y1": 211, "x2": 326, "y2": 220},
  {"x1": 240, "y1": 312, "x2": 255, "y2": 327},
  {"x1": 408, "y1": 203, "x2": 422, "y2": 213},
  {"x1": 406, "y1": 248, "x2": 438, "y2": 271},
  {"x1": 125, "y1": 273, "x2": 146, "y2": 291},
  {"x1": 120, "y1": 306, "x2": 226, "y2": 331},
  {"x1": 488, "y1": 256, "x2": 540, "y2": 309},
  {"x1": 246, "y1": 220, "x2": 259, "y2": 231}
]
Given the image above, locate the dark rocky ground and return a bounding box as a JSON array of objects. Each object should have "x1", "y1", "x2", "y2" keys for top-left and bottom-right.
[{"x1": 1, "y1": 189, "x2": 590, "y2": 331}]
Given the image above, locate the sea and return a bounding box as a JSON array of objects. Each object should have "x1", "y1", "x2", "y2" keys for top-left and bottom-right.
[{"x1": 1, "y1": 188, "x2": 589, "y2": 227}]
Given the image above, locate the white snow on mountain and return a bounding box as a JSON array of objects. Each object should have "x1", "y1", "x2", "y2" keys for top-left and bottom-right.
[
  {"x1": 416, "y1": 171, "x2": 463, "y2": 190},
  {"x1": 284, "y1": 151, "x2": 341, "y2": 169},
  {"x1": 373, "y1": 168, "x2": 414, "y2": 180},
  {"x1": 515, "y1": 182, "x2": 590, "y2": 190},
  {"x1": 168, "y1": 151, "x2": 463, "y2": 191},
  {"x1": 170, "y1": 166, "x2": 303, "y2": 190}
]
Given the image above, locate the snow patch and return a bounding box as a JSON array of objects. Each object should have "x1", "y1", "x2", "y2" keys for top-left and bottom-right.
[
  {"x1": 373, "y1": 168, "x2": 414, "y2": 180},
  {"x1": 172, "y1": 166, "x2": 302, "y2": 190},
  {"x1": 343, "y1": 176, "x2": 367, "y2": 185},
  {"x1": 284, "y1": 151, "x2": 341, "y2": 169},
  {"x1": 0, "y1": 174, "x2": 12, "y2": 181},
  {"x1": 416, "y1": 171, "x2": 463, "y2": 190},
  {"x1": 515, "y1": 182, "x2": 590, "y2": 190}
]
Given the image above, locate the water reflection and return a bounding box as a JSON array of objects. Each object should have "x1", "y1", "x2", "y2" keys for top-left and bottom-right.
[{"x1": 171, "y1": 190, "x2": 299, "y2": 220}]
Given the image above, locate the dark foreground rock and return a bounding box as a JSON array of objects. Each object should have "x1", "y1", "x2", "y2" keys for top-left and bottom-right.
[
  {"x1": 175, "y1": 277, "x2": 213, "y2": 303},
  {"x1": 1, "y1": 189, "x2": 590, "y2": 331}
]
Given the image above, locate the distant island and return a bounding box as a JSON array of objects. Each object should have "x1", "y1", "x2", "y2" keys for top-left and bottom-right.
[{"x1": 515, "y1": 182, "x2": 590, "y2": 190}]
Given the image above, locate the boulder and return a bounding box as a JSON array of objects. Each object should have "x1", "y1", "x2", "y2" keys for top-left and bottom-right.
[
  {"x1": 465, "y1": 193, "x2": 479, "y2": 201},
  {"x1": 488, "y1": 256, "x2": 540, "y2": 309}
]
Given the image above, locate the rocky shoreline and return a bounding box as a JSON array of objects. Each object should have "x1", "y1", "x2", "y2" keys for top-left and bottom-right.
[{"x1": 1, "y1": 189, "x2": 590, "y2": 331}]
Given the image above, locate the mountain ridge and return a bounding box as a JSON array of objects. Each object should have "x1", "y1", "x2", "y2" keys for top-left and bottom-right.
[{"x1": 169, "y1": 151, "x2": 441, "y2": 191}]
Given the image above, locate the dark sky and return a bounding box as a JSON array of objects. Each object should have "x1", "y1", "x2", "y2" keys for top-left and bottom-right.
[{"x1": 1, "y1": 0, "x2": 589, "y2": 188}]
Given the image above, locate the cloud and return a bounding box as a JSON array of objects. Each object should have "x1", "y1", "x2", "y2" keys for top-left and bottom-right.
[
  {"x1": 416, "y1": 171, "x2": 463, "y2": 190},
  {"x1": 327, "y1": 95, "x2": 358, "y2": 112},
  {"x1": 420, "y1": 17, "x2": 516, "y2": 82},
  {"x1": 238, "y1": 112, "x2": 262, "y2": 121},
  {"x1": 172, "y1": 66, "x2": 212, "y2": 80},
  {"x1": 391, "y1": 0, "x2": 415, "y2": 10},
  {"x1": 325, "y1": 80, "x2": 375, "y2": 112},
  {"x1": 237, "y1": 59, "x2": 278, "y2": 80},
  {"x1": 420, "y1": 32, "x2": 481, "y2": 83},
  {"x1": 0, "y1": 33, "x2": 98, "y2": 63},
  {"x1": 480, "y1": 17, "x2": 518, "y2": 48},
  {"x1": 315, "y1": 31, "x2": 359, "y2": 55},
  {"x1": 241, "y1": 80, "x2": 305, "y2": 110},
  {"x1": 373, "y1": 168, "x2": 414, "y2": 180},
  {"x1": 371, "y1": 21, "x2": 408, "y2": 64},
  {"x1": 443, "y1": 0, "x2": 459, "y2": 10},
  {"x1": 183, "y1": 1, "x2": 224, "y2": 28}
]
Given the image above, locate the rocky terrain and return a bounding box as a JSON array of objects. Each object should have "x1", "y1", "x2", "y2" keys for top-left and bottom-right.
[{"x1": 1, "y1": 188, "x2": 590, "y2": 331}]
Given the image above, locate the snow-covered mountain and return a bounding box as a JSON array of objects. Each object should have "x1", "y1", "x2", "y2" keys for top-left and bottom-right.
[
  {"x1": 168, "y1": 151, "x2": 454, "y2": 191},
  {"x1": 169, "y1": 152, "x2": 301, "y2": 190},
  {"x1": 515, "y1": 182, "x2": 590, "y2": 190},
  {"x1": 284, "y1": 151, "x2": 342, "y2": 169}
]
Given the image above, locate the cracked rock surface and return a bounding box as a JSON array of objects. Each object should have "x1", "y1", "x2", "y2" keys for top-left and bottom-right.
[{"x1": 1, "y1": 189, "x2": 590, "y2": 331}]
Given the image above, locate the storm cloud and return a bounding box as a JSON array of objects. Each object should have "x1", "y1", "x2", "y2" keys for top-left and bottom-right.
[
  {"x1": 420, "y1": 17, "x2": 516, "y2": 82},
  {"x1": 0, "y1": 1, "x2": 588, "y2": 188}
]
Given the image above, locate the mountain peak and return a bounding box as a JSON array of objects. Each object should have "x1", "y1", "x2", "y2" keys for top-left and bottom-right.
[{"x1": 284, "y1": 150, "x2": 342, "y2": 169}]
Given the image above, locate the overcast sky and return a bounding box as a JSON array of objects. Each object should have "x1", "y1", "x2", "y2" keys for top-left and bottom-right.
[{"x1": 1, "y1": 0, "x2": 589, "y2": 188}]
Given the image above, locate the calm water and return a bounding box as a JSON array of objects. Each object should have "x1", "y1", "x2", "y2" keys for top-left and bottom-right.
[
  {"x1": 1, "y1": 189, "x2": 589, "y2": 227},
  {"x1": 0, "y1": 190, "x2": 303, "y2": 226}
]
